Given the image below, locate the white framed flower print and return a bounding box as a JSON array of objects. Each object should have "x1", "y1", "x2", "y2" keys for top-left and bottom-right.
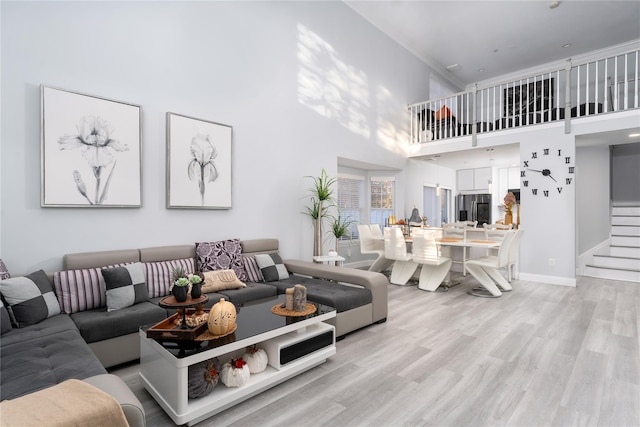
[
  {"x1": 166, "y1": 113, "x2": 232, "y2": 209},
  {"x1": 41, "y1": 86, "x2": 142, "y2": 207}
]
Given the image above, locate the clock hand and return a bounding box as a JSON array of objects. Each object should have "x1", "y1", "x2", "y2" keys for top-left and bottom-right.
[{"x1": 527, "y1": 168, "x2": 557, "y2": 182}]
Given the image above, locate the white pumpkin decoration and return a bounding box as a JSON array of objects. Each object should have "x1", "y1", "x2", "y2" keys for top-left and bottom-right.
[
  {"x1": 243, "y1": 346, "x2": 268, "y2": 374},
  {"x1": 220, "y1": 358, "x2": 250, "y2": 388}
]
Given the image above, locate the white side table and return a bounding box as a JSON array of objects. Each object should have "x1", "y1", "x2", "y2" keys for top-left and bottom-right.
[{"x1": 313, "y1": 255, "x2": 346, "y2": 267}]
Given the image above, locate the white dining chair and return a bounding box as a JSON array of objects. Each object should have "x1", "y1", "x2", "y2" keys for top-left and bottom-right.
[
  {"x1": 442, "y1": 222, "x2": 469, "y2": 275},
  {"x1": 465, "y1": 230, "x2": 516, "y2": 297},
  {"x1": 412, "y1": 229, "x2": 452, "y2": 292},
  {"x1": 506, "y1": 228, "x2": 524, "y2": 282},
  {"x1": 483, "y1": 223, "x2": 513, "y2": 255},
  {"x1": 357, "y1": 224, "x2": 393, "y2": 273},
  {"x1": 384, "y1": 227, "x2": 418, "y2": 285}
]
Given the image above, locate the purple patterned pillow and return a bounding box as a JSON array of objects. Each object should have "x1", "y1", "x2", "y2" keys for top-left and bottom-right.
[{"x1": 196, "y1": 239, "x2": 247, "y2": 281}]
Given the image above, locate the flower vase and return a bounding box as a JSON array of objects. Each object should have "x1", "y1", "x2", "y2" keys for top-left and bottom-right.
[
  {"x1": 173, "y1": 285, "x2": 188, "y2": 302},
  {"x1": 191, "y1": 282, "x2": 202, "y2": 299},
  {"x1": 504, "y1": 208, "x2": 513, "y2": 225}
]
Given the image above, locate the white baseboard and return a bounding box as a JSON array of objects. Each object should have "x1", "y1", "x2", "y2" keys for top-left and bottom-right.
[{"x1": 518, "y1": 273, "x2": 577, "y2": 287}]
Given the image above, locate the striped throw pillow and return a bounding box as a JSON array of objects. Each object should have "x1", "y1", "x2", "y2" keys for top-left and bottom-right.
[
  {"x1": 144, "y1": 258, "x2": 195, "y2": 298},
  {"x1": 53, "y1": 267, "x2": 108, "y2": 314},
  {"x1": 242, "y1": 256, "x2": 264, "y2": 283}
]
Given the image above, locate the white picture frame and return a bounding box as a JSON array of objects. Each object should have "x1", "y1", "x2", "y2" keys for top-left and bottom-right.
[
  {"x1": 41, "y1": 86, "x2": 142, "y2": 207},
  {"x1": 166, "y1": 112, "x2": 232, "y2": 209}
]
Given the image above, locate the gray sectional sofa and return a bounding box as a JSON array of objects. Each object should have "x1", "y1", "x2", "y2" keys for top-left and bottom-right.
[{"x1": 0, "y1": 238, "x2": 388, "y2": 425}]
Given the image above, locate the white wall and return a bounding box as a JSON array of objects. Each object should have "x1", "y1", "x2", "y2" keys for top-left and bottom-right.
[
  {"x1": 576, "y1": 144, "x2": 610, "y2": 254},
  {"x1": 0, "y1": 1, "x2": 431, "y2": 274}
]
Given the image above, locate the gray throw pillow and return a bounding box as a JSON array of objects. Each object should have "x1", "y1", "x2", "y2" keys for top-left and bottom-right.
[
  {"x1": 102, "y1": 263, "x2": 148, "y2": 311},
  {"x1": 255, "y1": 253, "x2": 289, "y2": 282},
  {"x1": 0, "y1": 270, "x2": 61, "y2": 327}
]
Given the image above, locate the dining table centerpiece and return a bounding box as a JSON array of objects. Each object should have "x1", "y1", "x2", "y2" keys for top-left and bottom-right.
[{"x1": 503, "y1": 191, "x2": 516, "y2": 225}]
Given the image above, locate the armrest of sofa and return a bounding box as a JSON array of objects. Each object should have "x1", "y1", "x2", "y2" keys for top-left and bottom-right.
[{"x1": 283, "y1": 259, "x2": 388, "y2": 322}]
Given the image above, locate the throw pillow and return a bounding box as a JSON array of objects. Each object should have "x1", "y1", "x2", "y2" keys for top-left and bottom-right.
[
  {"x1": 0, "y1": 298, "x2": 13, "y2": 334},
  {"x1": 254, "y1": 253, "x2": 289, "y2": 282},
  {"x1": 144, "y1": 258, "x2": 195, "y2": 298},
  {"x1": 196, "y1": 239, "x2": 247, "y2": 281},
  {"x1": 242, "y1": 256, "x2": 264, "y2": 283},
  {"x1": 0, "y1": 259, "x2": 10, "y2": 280},
  {"x1": 0, "y1": 270, "x2": 61, "y2": 327},
  {"x1": 102, "y1": 263, "x2": 148, "y2": 312},
  {"x1": 201, "y1": 270, "x2": 246, "y2": 293},
  {"x1": 53, "y1": 267, "x2": 107, "y2": 314},
  {"x1": 434, "y1": 105, "x2": 452, "y2": 120}
]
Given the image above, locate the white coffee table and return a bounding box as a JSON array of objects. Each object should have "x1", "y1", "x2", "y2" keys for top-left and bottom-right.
[{"x1": 139, "y1": 295, "x2": 336, "y2": 426}]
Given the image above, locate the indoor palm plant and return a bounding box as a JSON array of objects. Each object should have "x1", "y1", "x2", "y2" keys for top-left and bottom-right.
[
  {"x1": 328, "y1": 211, "x2": 357, "y2": 254},
  {"x1": 303, "y1": 169, "x2": 336, "y2": 256}
]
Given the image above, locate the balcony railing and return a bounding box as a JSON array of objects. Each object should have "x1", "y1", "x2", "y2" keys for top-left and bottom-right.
[{"x1": 409, "y1": 49, "x2": 639, "y2": 144}]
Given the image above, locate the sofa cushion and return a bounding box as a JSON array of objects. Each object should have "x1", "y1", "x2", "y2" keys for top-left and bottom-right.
[
  {"x1": 70, "y1": 302, "x2": 167, "y2": 344},
  {"x1": 0, "y1": 270, "x2": 61, "y2": 327},
  {"x1": 196, "y1": 239, "x2": 247, "y2": 281},
  {"x1": 1, "y1": 298, "x2": 12, "y2": 335},
  {"x1": 53, "y1": 267, "x2": 108, "y2": 314},
  {"x1": 0, "y1": 313, "x2": 79, "y2": 347},
  {"x1": 219, "y1": 282, "x2": 277, "y2": 305},
  {"x1": 242, "y1": 256, "x2": 264, "y2": 283},
  {"x1": 102, "y1": 263, "x2": 148, "y2": 311},
  {"x1": 144, "y1": 258, "x2": 195, "y2": 298},
  {"x1": 201, "y1": 269, "x2": 246, "y2": 293},
  {"x1": 255, "y1": 253, "x2": 289, "y2": 282},
  {"x1": 268, "y1": 276, "x2": 372, "y2": 313},
  {"x1": 0, "y1": 327, "x2": 106, "y2": 400}
]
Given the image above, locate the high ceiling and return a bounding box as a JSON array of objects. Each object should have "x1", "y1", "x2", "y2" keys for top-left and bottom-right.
[
  {"x1": 343, "y1": 1, "x2": 640, "y2": 169},
  {"x1": 345, "y1": 0, "x2": 640, "y2": 87}
]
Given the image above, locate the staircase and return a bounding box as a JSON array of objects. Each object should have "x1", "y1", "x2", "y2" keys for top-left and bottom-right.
[{"x1": 584, "y1": 206, "x2": 640, "y2": 282}]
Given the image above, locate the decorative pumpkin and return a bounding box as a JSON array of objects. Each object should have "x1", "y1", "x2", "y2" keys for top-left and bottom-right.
[
  {"x1": 243, "y1": 345, "x2": 268, "y2": 374},
  {"x1": 187, "y1": 358, "x2": 219, "y2": 399},
  {"x1": 220, "y1": 358, "x2": 250, "y2": 388},
  {"x1": 207, "y1": 298, "x2": 236, "y2": 335}
]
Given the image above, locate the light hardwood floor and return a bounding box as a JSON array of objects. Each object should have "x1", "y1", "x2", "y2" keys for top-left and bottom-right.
[{"x1": 112, "y1": 274, "x2": 640, "y2": 427}]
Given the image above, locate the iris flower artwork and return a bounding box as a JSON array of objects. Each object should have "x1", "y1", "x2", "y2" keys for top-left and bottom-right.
[
  {"x1": 58, "y1": 116, "x2": 128, "y2": 205},
  {"x1": 188, "y1": 134, "x2": 219, "y2": 206},
  {"x1": 167, "y1": 113, "x2": 232, "y2": 209},
  {"x1": 41, "y1": 86, "x2": 141, "y2": 207}
]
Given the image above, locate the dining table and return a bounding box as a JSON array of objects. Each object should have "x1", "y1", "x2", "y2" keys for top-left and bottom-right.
[{"x1": 375, "y1": 229, "x2": 502, "y2": 289}]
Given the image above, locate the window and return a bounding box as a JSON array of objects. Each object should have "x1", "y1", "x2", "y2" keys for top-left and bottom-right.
[
  {"x1": 370, "y1": 176, "x2": 394, "y2": 228},
  {"x1": 337, "y1": 174, "x2": 364, "y2": 240}
]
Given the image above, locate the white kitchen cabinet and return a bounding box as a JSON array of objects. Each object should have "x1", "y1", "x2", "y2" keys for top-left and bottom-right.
[
  {"x1": 458, "y1": 167, "x2": 492, "y2": 191},
  {"x1": 474, "y1": 167, "x2": 492, "y2": 190},
  {"x1": 457, "y1": 169, "x2": 475, "y2": 191},
  {"x1": 507, "y1": 167, "x2": 520, "y2": 189}
]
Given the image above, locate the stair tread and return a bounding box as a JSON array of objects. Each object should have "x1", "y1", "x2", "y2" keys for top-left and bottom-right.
[
  {"x1": 586, "y1": 264, "x2": 640, "y2": 273},
  {"x1": 594, "y1": 254, "x2": 640, "y2": 260}
]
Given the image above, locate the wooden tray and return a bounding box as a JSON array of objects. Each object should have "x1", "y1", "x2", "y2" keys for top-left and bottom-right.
[{"x1": 146, "y1": 308, "x2": 210, "y2": 341}]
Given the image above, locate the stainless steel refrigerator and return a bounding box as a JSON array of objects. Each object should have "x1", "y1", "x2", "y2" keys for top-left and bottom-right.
[{"x1": 456, "y1": 194, "x2": 492, "y2": 226}]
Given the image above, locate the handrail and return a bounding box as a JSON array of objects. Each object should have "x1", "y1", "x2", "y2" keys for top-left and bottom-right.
[{"x1": 409, "y1": 48, "x2": 640, "y2": 144}]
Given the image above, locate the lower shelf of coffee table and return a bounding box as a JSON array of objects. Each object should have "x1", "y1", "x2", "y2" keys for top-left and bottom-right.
[{"x1": 139, "y1": 321, "x2": 335, "y2": 426}]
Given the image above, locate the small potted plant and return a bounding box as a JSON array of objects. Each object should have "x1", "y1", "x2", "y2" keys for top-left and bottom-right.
[
  {"x1": 173, "y1": 277, "x2": 189, "y2": 302},
  {"x1": 189, "y1": 274, "x2": 203, "y2": 299},
  {"x1": 328, "y1": 211, "x2": 356, "y2": 256}
]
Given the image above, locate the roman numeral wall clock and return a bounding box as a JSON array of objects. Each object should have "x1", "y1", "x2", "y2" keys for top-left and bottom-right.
[{"x1": 521, "y1": 148, "x2": 574, "y2": 197}]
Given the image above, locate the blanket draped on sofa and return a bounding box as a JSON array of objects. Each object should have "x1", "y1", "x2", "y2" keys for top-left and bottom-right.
[{"x1": 0, "y1": 379, "x2": 129, "y2": 427}]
